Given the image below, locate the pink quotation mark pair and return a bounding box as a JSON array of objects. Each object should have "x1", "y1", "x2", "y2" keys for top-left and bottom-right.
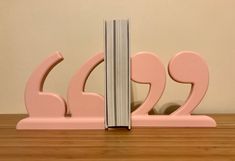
[{"x1": 17, "y1": 51, "x2": 216, "y2": 129}]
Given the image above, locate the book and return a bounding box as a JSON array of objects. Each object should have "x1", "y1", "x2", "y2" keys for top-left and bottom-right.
[{"x1": 104, "y1": 19, "x2": 131, "y2": 129}]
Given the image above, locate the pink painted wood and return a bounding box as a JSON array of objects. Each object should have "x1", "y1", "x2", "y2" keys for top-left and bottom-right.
[
  {"x1": 131, "y1": 52, "x2": 166, "y2": 116},
  {"x1": 131, "y1": 51, "x2": 216, "y2": 127},
  {"x1": 17, "y1": 52, "x2": 105, "y2": 129},
  {"x1": 67, "y1": 52, "x2": 104, "y2": 129},
  {"x1": 22, "y1": 52, "x2": 67, "y2": 117},
  {"x1": 168, "y1": 51, "x2": 209, "y2": 115},
  {"x1": 17, "y1": 51, "x2": 216, "y2": 129}
]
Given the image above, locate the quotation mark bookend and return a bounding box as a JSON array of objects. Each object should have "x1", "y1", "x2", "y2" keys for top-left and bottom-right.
[
  {"x1": 17, "y1": 52, "x2": 105, "y2": 129},
  {"x1": 132, "y1": 51, "x2": 216, "y2": 127},
  {"x1": 16, "y1": 51, "x2": 216, "y2": 129}
]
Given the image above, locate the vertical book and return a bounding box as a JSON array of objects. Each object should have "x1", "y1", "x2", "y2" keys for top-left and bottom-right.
[{"x1": 105, "y1": 19, "x2": 131, "y2": 129}]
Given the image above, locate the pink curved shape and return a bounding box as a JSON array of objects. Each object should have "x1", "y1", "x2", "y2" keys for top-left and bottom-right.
[
  {"x1": 131, "y1": 52, "x2": 166, "y2": 115},
  {"x1": 67, "y1": 52, "x2": 104, "y2": 117},
  {"x1": 131, "y1": 51, "x2": 216, "y2": 127},
  {"x1": 17, "y1": 52, "x2": 105, "y2": 130},
  {"x1": 24, "y1": 52, "x2": 66, "y2": 117},
  {"x1": 168, "y1": 51, "x2": 209, "y2": 115}
]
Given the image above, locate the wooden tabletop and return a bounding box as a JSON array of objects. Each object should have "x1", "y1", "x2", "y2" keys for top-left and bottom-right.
[{"x1": 0, "y1": 114, "x2": 235, "y2": 161}]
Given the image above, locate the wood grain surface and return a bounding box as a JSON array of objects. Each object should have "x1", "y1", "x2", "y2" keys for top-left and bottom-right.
[{"x1": 0, "y1": 114, "x2": 234, "y2": 161}]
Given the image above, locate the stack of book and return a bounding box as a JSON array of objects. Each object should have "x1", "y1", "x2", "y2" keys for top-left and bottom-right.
[{"x1": 104, "y1": 19, "x2": 131, "y2": 129}]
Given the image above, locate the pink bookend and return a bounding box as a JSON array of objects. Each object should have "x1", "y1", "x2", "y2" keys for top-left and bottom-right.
[
  {"x1": 17, "y1": 52, "x2": 105, "y2": 129},
  {"x1": 17, "y1": 50, "x2": 216, "y2": 129},
  {"x1": 67, "y1": 52, "x2": 104, "y2": 129},
  {"x1": 131, "y1": 51, "x2": 216, "y2": 127}
]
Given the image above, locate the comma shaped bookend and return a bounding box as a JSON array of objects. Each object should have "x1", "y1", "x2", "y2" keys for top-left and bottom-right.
[
  {"x1": 17, "y1": 52, "x2": 105, "y2": 129},
  {"x1": 17, "y1": 51, "x2": 216, "y2": 129},
  {"x1": 67, "y1": 52, "x2": 104, "y2": 129},
  {"x1": 131, "y1": 51, "x2": 216, "y2": 127}
]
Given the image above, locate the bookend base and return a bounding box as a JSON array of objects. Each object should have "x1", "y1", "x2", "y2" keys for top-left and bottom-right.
[
  {"x1": 16, "y1": 117, "x2": 104, "y2": 130},
  {"x1": 132, "y1": 115, "x2": 216, "y2": 127}
]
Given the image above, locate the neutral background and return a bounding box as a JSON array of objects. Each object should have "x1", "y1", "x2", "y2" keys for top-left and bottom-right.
[{"x1": 0, "y1": 0, "x2": 234, "y2": 114}]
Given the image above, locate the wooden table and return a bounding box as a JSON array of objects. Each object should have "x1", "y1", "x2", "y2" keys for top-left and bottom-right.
[{"x1": 0, "y1": 114, "x2": 234, "y2": 161}]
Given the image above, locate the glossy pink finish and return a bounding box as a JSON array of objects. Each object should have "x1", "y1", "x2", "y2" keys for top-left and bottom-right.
[{"x1": 131, "y1": 51, "x2": 216, "y2": 127}]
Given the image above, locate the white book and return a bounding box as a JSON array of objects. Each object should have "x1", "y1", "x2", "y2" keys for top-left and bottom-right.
[{"x1": 104, "y1": 19, "x2": 130, "y2": 129}]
